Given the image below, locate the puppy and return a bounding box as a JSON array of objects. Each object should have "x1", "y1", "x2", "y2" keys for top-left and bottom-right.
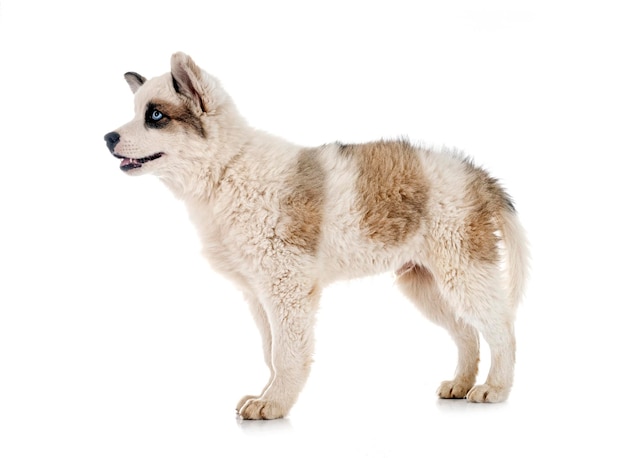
[{"x1": 104, "y1": 53, "x2": 528, "y2": 420}]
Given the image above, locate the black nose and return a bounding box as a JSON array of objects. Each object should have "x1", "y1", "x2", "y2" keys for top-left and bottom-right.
[{"x1": 104, "y1": 132, "x2": 120, "y2": 154}]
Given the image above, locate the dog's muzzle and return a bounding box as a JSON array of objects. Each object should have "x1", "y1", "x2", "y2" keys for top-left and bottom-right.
[{"x1": 104, "y1": 131, "x2": 165, "y2": 171}]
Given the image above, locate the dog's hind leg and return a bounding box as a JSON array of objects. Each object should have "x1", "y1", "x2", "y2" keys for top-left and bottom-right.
[
  {"x1": 434, "y1": 261, "x2": 516, "y2": 403},
  {"x1": 236, "y1": 294, "x2": 275, "y2": 412},
  {"x1": 396, "y1": 263, "x2": 480, "y2": 399},
  {"x1": 465, "y1": 315, "x2": 516, "y2": 403},
  {"x1": 238, "y1": 281, "x2": 320, "y2": 420}
]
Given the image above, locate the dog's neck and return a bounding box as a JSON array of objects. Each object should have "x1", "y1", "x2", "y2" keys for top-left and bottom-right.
[{"x1": 158, "y1": 143, "x2": 243, "y2": 202}]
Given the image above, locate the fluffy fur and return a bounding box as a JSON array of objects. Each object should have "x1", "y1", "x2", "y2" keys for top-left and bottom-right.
[{"x1": 104, "y1": 53, "x2": 529, "y2": 420}]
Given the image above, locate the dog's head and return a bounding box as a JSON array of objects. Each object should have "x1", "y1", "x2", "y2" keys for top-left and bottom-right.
[{"x1": 104, "y1": 53, "x2": 233, "y2": 180}]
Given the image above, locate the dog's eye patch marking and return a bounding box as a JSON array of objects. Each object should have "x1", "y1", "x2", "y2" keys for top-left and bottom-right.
[
  {"x1": 144, "y1": 99, "x2": 205, "y2": 137},
  {"x1": 145, "y1": 103, "x2": 170, "y2": 129}
]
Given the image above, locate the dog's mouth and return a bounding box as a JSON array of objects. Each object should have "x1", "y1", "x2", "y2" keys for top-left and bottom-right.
[{"x1": 114, "y1": 153, "x2": 164, "y2": 171}]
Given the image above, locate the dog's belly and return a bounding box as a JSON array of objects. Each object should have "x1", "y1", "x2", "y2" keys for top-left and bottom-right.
[{"x1": 317, "y1": 225, "x2": 426, "y2": 284}]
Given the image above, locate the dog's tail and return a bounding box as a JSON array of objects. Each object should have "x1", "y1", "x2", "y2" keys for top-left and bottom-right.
[{"x1": 500, "y1": 207, "x2": 530, "y2": 309}]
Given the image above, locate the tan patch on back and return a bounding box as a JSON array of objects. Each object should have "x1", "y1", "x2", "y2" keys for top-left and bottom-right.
[
  {"x1": 464, "y1": 209, "x2": 500, "y2": 263},
  {"x1": 462, "y1": 160, "x2": 515, "y2": 263},
  {"x1": 279, "y1": 148, "x2": 325, "y2": 253},
  {"x1": 340, "y1": 140, "x2": 429, "y2": 244}
]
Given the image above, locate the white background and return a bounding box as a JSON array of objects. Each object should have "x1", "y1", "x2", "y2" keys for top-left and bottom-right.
[{"x1": 1, "y1": 0, "x2": 625, "y2": 456}]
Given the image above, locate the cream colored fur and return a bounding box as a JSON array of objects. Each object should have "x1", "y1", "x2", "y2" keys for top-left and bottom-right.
[{"x1": 105, "y1": 53, "x2": 529, "y2": 420}]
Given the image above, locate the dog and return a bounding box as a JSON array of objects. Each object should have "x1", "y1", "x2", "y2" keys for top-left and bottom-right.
[{"x1": 104, "y1": 52, "x2": 528, "y2": 420}]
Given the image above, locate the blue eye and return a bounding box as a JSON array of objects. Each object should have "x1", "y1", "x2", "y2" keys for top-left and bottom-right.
[{"x1": 145, "y1": 105, "x2": 168, "y2": 128}]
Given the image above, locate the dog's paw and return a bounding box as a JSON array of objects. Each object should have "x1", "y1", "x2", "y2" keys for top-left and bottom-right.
[
  {"x1": 238, "y1": 398, "x2": 287, "y2": 420},
  {"x1": 466, "y1": 384, "x2": 509, "y2": 403},
  {"x1": 437, "y1": 380, "x2": 474, "y2": 399},
  {"x1": 236, "y1": 395, "x2": 257, "y2": 412}
]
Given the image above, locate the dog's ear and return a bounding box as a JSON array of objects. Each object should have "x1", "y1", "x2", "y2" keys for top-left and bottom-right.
[
  {"x1": 170, "y1": 52, "x2": 210, "y2": 113},
  {"x1": 124, "y1": 72, "x2": 146, "y2": 94}
]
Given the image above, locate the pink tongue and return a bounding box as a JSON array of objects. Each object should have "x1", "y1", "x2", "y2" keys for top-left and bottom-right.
[{"x1": 121, "y1": 158, "x2": 132, "y2": 167}]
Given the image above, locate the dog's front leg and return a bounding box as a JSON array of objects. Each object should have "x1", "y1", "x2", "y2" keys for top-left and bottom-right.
[
  {"x1": 236, "y1": 294, "x2": 274, "y2": 412},
  {"x1": 237, "y1": 282, "x2": 320, "y2": 420}
]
